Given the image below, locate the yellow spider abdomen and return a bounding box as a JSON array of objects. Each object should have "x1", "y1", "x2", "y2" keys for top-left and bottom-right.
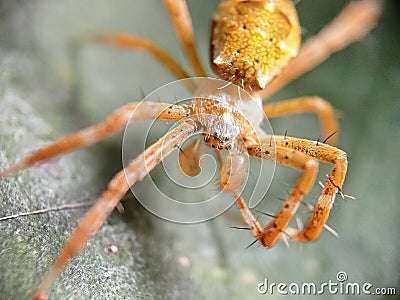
[{"x1": 210, "y1": 0, "x2": 301, "y2": 91}]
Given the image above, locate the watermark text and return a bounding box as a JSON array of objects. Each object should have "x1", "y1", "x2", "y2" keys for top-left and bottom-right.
[{"x1": 257, "y1": 271, "x2": 397, "y2": 296}]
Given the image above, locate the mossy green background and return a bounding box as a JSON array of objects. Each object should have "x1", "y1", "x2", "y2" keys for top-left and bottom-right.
[{"x1": 0, "y1": 0, "x2": 399, "y2": 299}]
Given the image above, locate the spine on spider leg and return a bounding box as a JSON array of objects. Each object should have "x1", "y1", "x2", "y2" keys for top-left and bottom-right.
[
  {"x1": 306, "y1": 153, "x2": 347, "y2": 241},
  {"x1": 276, "y1": 137, "x2": 348, "y2": 242}
]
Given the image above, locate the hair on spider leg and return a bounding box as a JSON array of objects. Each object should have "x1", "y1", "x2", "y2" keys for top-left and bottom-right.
[
  {"x1": 230, "y1": 226, "x2": 251, "y2": 231},
  {"x1": 217, "y1": 80, "x2": 233, "y2": 90},
  {"x1": 255, "y1": 210, "x2": 276, "y2": 219},
  {"x1": 323, "y1": 223, "x2": 339, "y2": 238},
  {"x1": 335, "y1": 186, "x2": 357, "y2": 201},
  {"x1": 228, "y1": 74, "x2": 236, "y2": 84},
  {"x1": 343, "y1": 193, "x2": 356, "y2": 200},
  {"x1": 336, "y1": 186, "x2": 345, "y2": 199},
  {"x1": 316, "y1": 136, "x2": 321, "y2": 146},
  {"x1": 245, "y1": 238, "x2": 260, "y2": 250},
  {"x1": 176, "y1": 144, "x2": 188, "y2": 157},
  {"x1": 247, "y1": 81, "x2": 253, "y2": 94},
  {"x1": 281, "y1": 233, "x2": 290, "y2": 248},
  {"x1": 294, "y1": 211, "x2": 339, "y2": 239},
  {"x1": 274, "y1": 194, "x2": 315, "y2": 213},
  {"x1": 280, "y1": 230, "x2": 293, "y2": 248},
  {"x1": 315, "y1": 131, "x2": 338, "y2": 146},
  {"x1": 287, "y1": 187, "x2": 340, "y2": 239},
  {"x1": 319, "y1": 178, "x2": 356, "y2": 201},
  {"x1": 256, "y1": 242, "x2": 265, "y2": 248},
  {"x1": 295, "y1": 216, "x2": 303, "y2": 231},
  {"x1": 237, "y1": 81, "x2": 242, "y2": 100},
  {"x1": 322, "y1": 131, "x2": 338, "y2": 144}
]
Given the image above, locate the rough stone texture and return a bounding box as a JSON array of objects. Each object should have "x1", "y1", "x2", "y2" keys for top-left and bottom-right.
[{"x1": 0, "y1": 1, "x2": 399, "y2": 300}]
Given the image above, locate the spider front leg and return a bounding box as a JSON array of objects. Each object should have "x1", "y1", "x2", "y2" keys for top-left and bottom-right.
[
  {"x1": 247, "y1": 144, "x2": 319, "y2": 246},
  {"x1": 33, "y1": 120, "x2": 201, "y2": 300},
  {"x1": 263, "y1": 96, "x2": 339, "y2": 145},
  {"x1": 0, "y1": 102, "x2": 189, "y2": 178},
  {"x1": 276, "y1": 136, "x2": 347, "y2": 242},
  {"x1": 220, "y1": 145, "x2": 319, "y2": 247},
  {"x1": 248, "y1": 136, "x2": 347, "y2": 246}
]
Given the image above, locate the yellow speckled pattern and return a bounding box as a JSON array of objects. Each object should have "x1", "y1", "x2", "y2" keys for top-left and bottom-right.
[{"x1": 210, "y1": 0, "x2": 301, "y2": 91}]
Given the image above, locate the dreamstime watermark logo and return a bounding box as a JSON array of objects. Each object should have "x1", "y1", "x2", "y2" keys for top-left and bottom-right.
[
  {"x1": 257, "y1": 271, "x2": 397, "y2": 296},
  {"x1": 121, "y1": 78, "x2": 276, "y2": 223}
]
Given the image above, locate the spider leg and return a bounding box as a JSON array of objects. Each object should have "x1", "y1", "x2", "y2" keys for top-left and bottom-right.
[
  {"x1": 85, "y1": 34, "x2": 191, "y2": 81},
  {"x1": 0, "y1": 102, "x2": 189, "y2": 178},
  {"x1": 163, "y1": 0, "x2": 207, "y2": 77},
  {"x1": 274, "y1": 136, "x2": 347, "y2": 242},
  {"x1": 247, "y1": 144, "x2": 319, "y2": 246},
  {"x1": 263, "y1": 96, "x2": 339, "y2": 145},
  {"x1": 219, "y1": 145, "x2": 319, "y2": 247},
  {"x1": 219, "y1": 153, "x2": 264, "y2": 239},
  {"x1": 260, "y1": 0, "x2": 383, "y2": 98},
  {"x1": 32, "y1": 120, "x2": 201, "y2": 300},
  {"x1": 248, "y1": 135, "x2": 347, "y2": 246}
]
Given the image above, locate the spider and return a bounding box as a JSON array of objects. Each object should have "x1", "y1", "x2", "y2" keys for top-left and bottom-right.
[{"x1": 0, "y1": 0, "x2": 383, "y2": 299}]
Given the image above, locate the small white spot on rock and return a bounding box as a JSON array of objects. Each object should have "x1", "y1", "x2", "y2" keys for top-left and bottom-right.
[
  {"x1": 107, "y1": 244, "x2": 118, "y2": 254},
  {"x1": 177, "y1": 255, "x2": 191, "y2": 267}
]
